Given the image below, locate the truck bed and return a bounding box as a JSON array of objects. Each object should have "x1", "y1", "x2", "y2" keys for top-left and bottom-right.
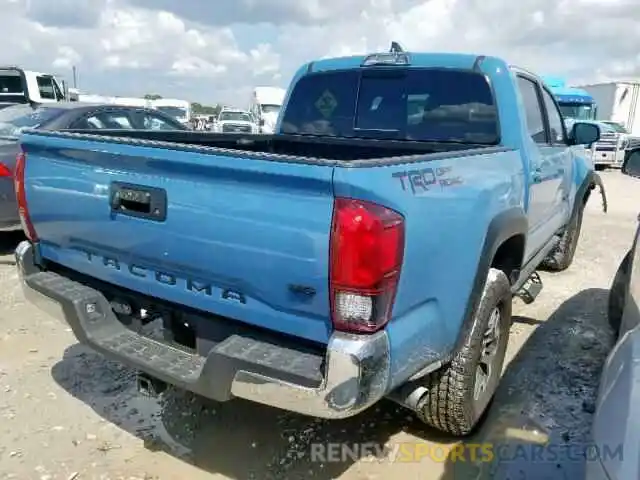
[
  {"x1": 19, "y1": 129, "x2": 509, "y2": 346},
  {"x1": 61, "y1": 129, "x2": 503, "y2": 163}
]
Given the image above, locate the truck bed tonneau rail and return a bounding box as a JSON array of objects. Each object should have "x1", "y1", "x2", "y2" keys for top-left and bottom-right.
[{"x1": 54, "y1": 129, "x2": 509, "y2": 164}]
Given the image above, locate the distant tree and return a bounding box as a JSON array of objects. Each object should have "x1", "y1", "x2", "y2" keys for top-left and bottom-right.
[
  {"x1": 191, "y1": 102, "x2": 221, "y2": 116},
  {"x1": 144, "y1": 94, "x2": 163, "y2": 100}
]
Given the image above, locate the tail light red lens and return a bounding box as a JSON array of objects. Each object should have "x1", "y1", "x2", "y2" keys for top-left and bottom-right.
[
  {"x1": 0, "y1": 163, "x2": 11, "y2": 177},
  {"x1": 329, "y1": 197, "x2": 405, "y2": 333},
  {"x1": 14, "y1": 151, "x2": 38, "y2": 241}
]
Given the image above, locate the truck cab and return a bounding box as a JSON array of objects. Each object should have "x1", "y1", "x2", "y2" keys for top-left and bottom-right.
[
  {"x1": 0, "y1": 66, "x2": 68, "y2": 105},
  {"x1": 542, "y1": 76, "x2": 597, "y2": 122}
]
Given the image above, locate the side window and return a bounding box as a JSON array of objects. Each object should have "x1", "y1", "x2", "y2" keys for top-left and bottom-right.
[
  {"x1": 517, "y1": 76, "x2": 546, "y2": 144},
  {"x1": 78, "y1": 111, "x2": 135, "y2": 129},
  {"x1": 140, "y1": 112, "x2": 179, "y2": 130},
  {"x1": 541, "y1": 88, "x2": 565, "y2": 144},
  {"x1": 36, "y1": 76, "x2": 56, "y2": 100}
]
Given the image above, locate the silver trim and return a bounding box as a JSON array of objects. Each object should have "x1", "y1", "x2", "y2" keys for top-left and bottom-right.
[
  {"x1": 231, "y1": 331, "x2": 390, "y2": 418},
  {"x1": 15, "y1": 240, "x2": 392, "y2": 419},
  {"x1": 15, "y1": 241, "x2": 66, "y2": 322},
  {"x1": 0, "y1": 222, "x2": 21, "y2": 232}
]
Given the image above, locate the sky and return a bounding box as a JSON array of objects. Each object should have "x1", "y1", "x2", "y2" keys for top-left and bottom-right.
[{"x1": 2, "y1": 0, "x2": 639, "y2": 106}]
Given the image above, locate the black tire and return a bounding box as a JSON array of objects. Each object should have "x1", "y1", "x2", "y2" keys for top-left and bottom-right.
[
  {"x1": 608, "y1": 250, "x2": 632, "y2": 336},
  {"x1": 595, "y1": 164, "x2": 606, "y2": 171},
  {"x1": 540, "y1": 207, "x2": 584, "y2": 272},
  {"x1": 415, "y1": 268, "x2": 512, "y2": 436}
]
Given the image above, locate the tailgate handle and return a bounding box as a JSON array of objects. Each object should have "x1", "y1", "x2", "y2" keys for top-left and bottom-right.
[{"x1": 110, "y1": 182, "x2": 167, "y2": 222}]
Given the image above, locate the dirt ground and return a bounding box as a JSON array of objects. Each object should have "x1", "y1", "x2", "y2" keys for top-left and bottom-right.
[{"x1": 0, "y1": 170, "x2": 634, "y2": 480}]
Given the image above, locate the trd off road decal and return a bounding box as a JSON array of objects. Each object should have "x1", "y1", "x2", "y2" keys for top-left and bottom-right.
[{"x1": 393, "y1": 166, "x2": 463, "y2": 194}]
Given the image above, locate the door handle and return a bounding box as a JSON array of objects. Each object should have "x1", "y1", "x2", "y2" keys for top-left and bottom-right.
[{"x1": 110, "y1": 182, "x2": 167, "y2": 222}]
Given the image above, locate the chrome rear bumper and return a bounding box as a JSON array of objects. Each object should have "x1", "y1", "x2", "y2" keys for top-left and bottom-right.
[{"x1": 16, "y1": 240, "x2": 391, "y2": 419}]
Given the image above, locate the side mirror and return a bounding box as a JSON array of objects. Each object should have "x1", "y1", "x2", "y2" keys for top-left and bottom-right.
[
  {"x1": 569, "y1": 122, "x2": 600, "y2": 146},
  {"x1": 622, "y1": 150, "x2": 640, "y2": 178}
]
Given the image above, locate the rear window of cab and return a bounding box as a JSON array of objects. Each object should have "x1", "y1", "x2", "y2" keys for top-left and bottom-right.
[{"x1": 280, "y1": 68, "x2": 499, "y2": 144}]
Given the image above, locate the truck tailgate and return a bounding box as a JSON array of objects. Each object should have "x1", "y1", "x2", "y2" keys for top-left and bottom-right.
[{"x1": 21, "y1": 132, "x2": 335, "y2": 343}]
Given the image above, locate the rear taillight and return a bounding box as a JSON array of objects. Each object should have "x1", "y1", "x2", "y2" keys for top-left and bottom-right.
[
  {"x1": 14, "y1": 151, "x2": 38, "y2": 241},
  {"x1": 329, "y1": 198, "x2": 405, "y2": 333},
  {"x1": 0, "y1": 163, "x2": 11, "y2": 177}
]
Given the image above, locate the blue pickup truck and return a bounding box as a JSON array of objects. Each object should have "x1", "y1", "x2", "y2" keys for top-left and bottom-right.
[{"x1": 14, "y1": 47, "x2": 603, "y2": 436}]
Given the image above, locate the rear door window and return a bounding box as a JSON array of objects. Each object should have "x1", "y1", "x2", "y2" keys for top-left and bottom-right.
[
  {"x1": 517, "y1": 76, "x2": 547, "y2": 144},
  {"x1": 132, "y1": 110, "x2": 184, "y2": 130},
  {"x1": 280, "y1": 68, "x2": 499, "y2": 144},
  {"x1": 78, "y1": 111, "x2": 135, "y2": 129}
]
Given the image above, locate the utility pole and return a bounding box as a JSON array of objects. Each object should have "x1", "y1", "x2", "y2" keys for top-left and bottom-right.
[{"x1": 72, "y1": 66, "x2": 77, "y2": 88}]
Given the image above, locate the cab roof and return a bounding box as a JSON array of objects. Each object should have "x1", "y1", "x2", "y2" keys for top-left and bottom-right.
[{"x1": 306, "y1": 51, "x2": 507, "y2": 74}]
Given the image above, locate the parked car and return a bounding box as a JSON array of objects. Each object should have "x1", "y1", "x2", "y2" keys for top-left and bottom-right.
[
  {"x1": 14, "y1": 47, "x2": 602, "y2": 436},
  {"x1": 587, "y1": 154, "x2": 640, "y2": 480},
  {"x1": 210, "y1": 107, "x2": 258, "y2": 133},
  {"x1": 0, "y1": 102, "x2": 187, "y2": 232}
]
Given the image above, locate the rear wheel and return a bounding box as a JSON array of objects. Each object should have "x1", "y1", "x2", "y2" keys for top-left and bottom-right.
[
  {"x1": 608, "y1": 250, "x2": 632, "y2": 337},
  {"x1": 415, "y1": 268, "x2": 511, "y2": 436}
]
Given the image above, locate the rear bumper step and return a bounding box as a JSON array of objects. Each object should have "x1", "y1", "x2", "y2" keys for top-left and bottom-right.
[{"x1": 15, "y1": 240, "x2": 391, "y2": 419}]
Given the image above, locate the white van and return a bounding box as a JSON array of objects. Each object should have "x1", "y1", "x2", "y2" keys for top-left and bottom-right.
[{"x1": 249, "y1": 86, "x2": 285, "y2": 134}]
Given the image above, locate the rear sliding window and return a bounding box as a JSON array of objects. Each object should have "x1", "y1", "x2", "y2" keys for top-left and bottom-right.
[
  {"x1": 281, "y1": 68, "x2": 498, "y2": 144},
  {"x1": 0, "y1": 73, "x2": 23, "y2": 94}
]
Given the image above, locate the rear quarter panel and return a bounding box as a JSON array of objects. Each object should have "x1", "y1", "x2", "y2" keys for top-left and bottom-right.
[{"x1": 333, "y1": 149, "x2": 525, "y2": 386}]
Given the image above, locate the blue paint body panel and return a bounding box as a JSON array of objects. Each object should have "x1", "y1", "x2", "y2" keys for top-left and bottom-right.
[{"x1": 19, "y1": 51, "x2": 596, "y2": 391}]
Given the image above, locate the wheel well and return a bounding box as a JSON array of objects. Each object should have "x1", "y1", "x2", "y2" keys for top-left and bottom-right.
[{"x1": 492, "y1": 234, "x2": 525, "y2": 284}]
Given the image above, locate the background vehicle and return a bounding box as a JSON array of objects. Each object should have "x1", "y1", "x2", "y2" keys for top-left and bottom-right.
[
  {"x1": 14, "y1": 49, "x2": 600, "y2": 437},
  {"x1": 587, "y1": 154, "x2": 640, "y2": 480},
  {"x1": 249, "y1": 86, "x2": 285, "y2": 133},
  {"x1": 576, "y1": 82, "x2": 640, "y2": 170},
  {"x1": 152, "y1": 98, "x2": 191, "y2": 126},
  {"x1": 0, "y1": 66, "x2": 69, "y2": 104},
  {"x1": 0, "y1": 102, "x2": 186, "y2": 232},
  {"x1": 211, "y1": 107, "x2": 258, "y2": 133},
  {"x1": 542, "y1": 76, "x2": 597, "y2": 122},
  {"x1": 577, "y1": 81, "x2": 640, "y2": 135},
  {"x1": 589, "y1": 121, "x2": 634, "y2": 169}
]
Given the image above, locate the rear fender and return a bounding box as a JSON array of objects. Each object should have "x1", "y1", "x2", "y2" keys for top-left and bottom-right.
[
  {"x1": 451, "y1": 208, "x2": 527, "y2": 356},
  {"x1": 572, "y1": 152, "x2": 606, "y2": 216}
]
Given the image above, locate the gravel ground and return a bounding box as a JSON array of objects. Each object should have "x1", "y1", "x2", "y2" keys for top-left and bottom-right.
[{"x1": 0, "y1": 170, "x2": 633, "y2": 480}]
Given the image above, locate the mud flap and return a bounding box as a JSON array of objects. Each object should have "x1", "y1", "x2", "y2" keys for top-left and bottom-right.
[{"x1": 590, "y1": 173, "x2": 607, "y2": 213}]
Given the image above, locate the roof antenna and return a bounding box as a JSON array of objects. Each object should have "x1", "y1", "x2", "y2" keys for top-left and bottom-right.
[{"x1": 389, "y1": 41, "x2": 405, "y2": 53}]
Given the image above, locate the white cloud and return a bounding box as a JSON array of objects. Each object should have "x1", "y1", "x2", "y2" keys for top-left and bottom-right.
[{"x1": 0, "y1": 0, "x2": 639, "y2": 105}]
